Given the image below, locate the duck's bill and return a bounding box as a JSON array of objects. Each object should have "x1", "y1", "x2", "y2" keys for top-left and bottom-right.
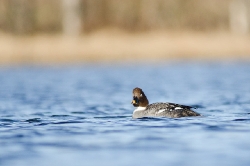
[
  {"x1": 131, "y1": 100, "x2": 139, "y2": 107},
  {"x1": 131, "y1": 100, "x2": 136, "y2": 104}
]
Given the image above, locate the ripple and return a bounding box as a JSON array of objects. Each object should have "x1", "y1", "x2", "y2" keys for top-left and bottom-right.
[
  {"x1": 71, "y1": 111, "x2": 85, "y2": 114},
  {"x1": 30, "y1": 113, "x2": 46, "y2": 117},
  {"x1": 52, "y1": 120, "x2": 83, "y2": 125},
  {"x1": 0, "y1": 119, "x2": 17, "y2": 123},
  {"x1": 207, "y1": 109, "x2": 224, "y2": 112},
  {"x1": 36, "y1": 122, "x2": 50, "y2": 126},
  {"x1": 233, "y1": 118, "x2": 250, "y2": 121},
  {"x1": 25, "y1": 118, "x2": 42, "y2": 123},
  {"x1": 50, "y1": 115, "x2": 70, "y2": 117},
  {"x1": 205, "y1": 125, "x2": 224, "y2": 131}
]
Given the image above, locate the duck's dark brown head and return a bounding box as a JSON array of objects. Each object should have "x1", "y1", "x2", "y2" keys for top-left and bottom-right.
[{"x1": 131, "y1": 87, "x2": 149, "y2": 107}]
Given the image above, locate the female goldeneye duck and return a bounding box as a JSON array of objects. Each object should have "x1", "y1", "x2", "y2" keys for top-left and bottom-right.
[{"x1": 131, "y1": 87, "x2": 200, "y2": 118}]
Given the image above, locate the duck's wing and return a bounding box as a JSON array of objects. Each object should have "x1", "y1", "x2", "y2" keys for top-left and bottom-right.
[
  {"x1": 166, "y1": 102, "x2": 195, "y2": 110},
  {"x1": 146, "y1": 102, "x2": 199, "y2": 118}
]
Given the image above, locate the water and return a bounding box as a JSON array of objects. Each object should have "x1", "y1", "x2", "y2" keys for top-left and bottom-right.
[{"x1": 0, "y1": 62, "x2": 250, "y2": 166}]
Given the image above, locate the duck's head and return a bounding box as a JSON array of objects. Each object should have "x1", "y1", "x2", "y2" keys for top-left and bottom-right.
[{"x1": 131, "y1": 87, "x2": 149, "y2": 107}]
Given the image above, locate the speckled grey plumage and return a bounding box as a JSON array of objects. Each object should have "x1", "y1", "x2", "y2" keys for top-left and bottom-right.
[
  {"x1": 131, "y1": 87, "x2": 200, "y2": 118},
  {"x1": 132, "y1": 102, "x2": 200, "y2": 118}
]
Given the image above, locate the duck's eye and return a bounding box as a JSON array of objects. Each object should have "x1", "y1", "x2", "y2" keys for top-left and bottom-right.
[{"x1": 140, "y1": 93, "x2": 143, "y2": 97}]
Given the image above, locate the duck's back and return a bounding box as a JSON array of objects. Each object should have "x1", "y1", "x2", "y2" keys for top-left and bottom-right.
[{"x1": 145, "y1": 102, "x2": 200, "y2": 118}]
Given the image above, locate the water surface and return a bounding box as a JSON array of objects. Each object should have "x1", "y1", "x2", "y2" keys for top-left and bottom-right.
[{"x1": 0, "y1": 62, "x2": 250, "y2": 166}]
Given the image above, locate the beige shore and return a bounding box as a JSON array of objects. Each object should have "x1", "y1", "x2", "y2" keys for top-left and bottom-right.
[{"x1": 0, "y1": 29, "x2": 250, "y2": 65}]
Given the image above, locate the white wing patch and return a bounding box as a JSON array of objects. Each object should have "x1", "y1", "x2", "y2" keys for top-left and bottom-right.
[
  {"x1": 134, "y1": 107, "x2": 146, "y2": 113},
  {"x1": 174, "y1": 107, "x2": 182, "y2": 110},
  {"x1": 158, "y1": 109, "x2": 166, "y2": 114}
]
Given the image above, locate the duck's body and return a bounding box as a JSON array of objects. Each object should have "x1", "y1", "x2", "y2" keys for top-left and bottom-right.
[{"x1": 131, "y1": 87, "x2": 200, "y2": 118}]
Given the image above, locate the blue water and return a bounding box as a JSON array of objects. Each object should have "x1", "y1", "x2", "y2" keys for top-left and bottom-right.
[{"x1": 1, "y1": 62, "x2": 250, "y2": 166}]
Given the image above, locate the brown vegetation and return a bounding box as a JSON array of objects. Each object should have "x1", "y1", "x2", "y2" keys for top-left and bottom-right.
[
  {"x1": 1, "y1": 29, "x2": 250, "y2": 65},
  {"x1": 0, "y1": 0, "x2": 232, "y2": 34},
  {"x1": 0, "y1": 0, "x2": 250, "y2": 64}
]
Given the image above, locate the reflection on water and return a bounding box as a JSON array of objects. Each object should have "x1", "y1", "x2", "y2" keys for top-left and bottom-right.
[{"x1": 0, "y1": 62, "x2": 250, "y2": 166}]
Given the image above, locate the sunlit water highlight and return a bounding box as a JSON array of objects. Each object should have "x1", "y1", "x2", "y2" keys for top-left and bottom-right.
[{"x1": 0, "y1": 62, "x2": 250, "y2": 166}]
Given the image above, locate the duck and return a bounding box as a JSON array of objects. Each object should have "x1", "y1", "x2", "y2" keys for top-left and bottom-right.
[{"x1": 131, "y1": 87, "x2": 200, "y2": 118}]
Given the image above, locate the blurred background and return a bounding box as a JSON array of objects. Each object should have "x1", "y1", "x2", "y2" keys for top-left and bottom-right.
[{"x1": 0, "y1": 0, "x2": 250, "y2": 65}]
